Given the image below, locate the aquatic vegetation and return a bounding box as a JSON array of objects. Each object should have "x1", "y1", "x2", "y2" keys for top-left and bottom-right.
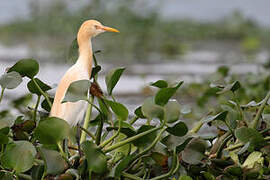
[{"x1": 0, "y1": 55, "x2": 270, "y2": 179}]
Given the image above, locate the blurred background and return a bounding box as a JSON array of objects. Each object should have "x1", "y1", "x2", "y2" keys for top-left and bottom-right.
[{"x1": 1, "y1": 0, "x2": 270, "y2": 115}]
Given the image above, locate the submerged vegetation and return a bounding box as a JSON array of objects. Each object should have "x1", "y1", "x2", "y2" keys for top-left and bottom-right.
[
  {"x1": 0, "y1": 1, "x2": 270, "y2": 61},
  {"x1": 0, "y1": 54, "x2": 270, "y2": 179}
]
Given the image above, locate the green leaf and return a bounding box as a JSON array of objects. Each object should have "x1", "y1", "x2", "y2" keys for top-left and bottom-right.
[
  {"x1": 242, "y1": 151, "x2": 263, "y2": 169},
  {"x1": 27, "y1": 78, "x2": 51, "y2": 96},
  {"x1": 81, "y1": 141, "x2": 107, "y2": 173},
  {"x1": 8, "y1": 59, "x2": 39, "y2": 78},
  {"x1": 142, "y1": 97, "x2": 164, "y2": 120},
  {"x1": 224, "y1": 165, "x2": 242, "y2": 176},
  {"x1": 107, "y1": 121, "x2": 136, "y2": 137},
  {"x1": 0, "y1": 71, "x2": 22, "y2": 89},
  {"x1": 105, "y1": 67, "x2": 125, "y2": 95},
  {"x1": 68, "y1": 38, "x2": 79, "y2": 62},
  {"x1": 179, "y1": 175, "x2": 193, "y2": 180},
  {"x1": 0, "y1": 133, "x2": 9, "y2": 144},
  {"x1": 217, "y1": 81, "x2": 241, "y2": 94},
  {"x1": 91, "y1": 65, "x2": 101, "y2": 79},
  {"x1": 62, "y1": 80, "x2": 91, "y2": 103},
  {"x1": 134, "y1": 106, "x2": 146, "y2": 118},
  {"x1": 166, "y1": 121, "x2": 188, "y2": 137},
  {"x1": 150, "y1": 80, "x2": 168, "y2": 88},
  {"x1": 182, "y1": 138, "x2": 206, "y2": 164},
  {"x1": 41, "y1": 97, "x2": 54, "y2": 112},
  {"x1": 164, "y1": 100, "x2": 180, "y2": 123},
  {"x1": 235, "y1": 127, "x2": 265, "y2": 149},
  {"x1": 34, "y1": 117, "x2": 70, "y2": 144},
  {"x1": 114, "y1": 154, "x2": 135, "y2": 177},
  {"x1": 105, "y1": 100, "x2": 128, "y2": 121},
  {"x1": 202, "y1": 171, "x2": 215, "y2": 180},
  {"x1": 203, "y1": 111, "x2": 228, "y2": 123},
  {"x1": 1, "y1": 141, "x2": 36, "y2": 173},
  {"x1": 133, "y1": 125, "x2": 157, "y2": 147},
  {"x1": 40, "y1": 148, "x2": 67, "y2": 175},
  {"x1": 155, "y1": 81, "x2": 183, "y2": 106}
]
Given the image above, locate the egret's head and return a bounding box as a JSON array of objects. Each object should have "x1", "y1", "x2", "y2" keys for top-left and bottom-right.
[{"x1": 78, "y1": 20, "x2": 119, "y2": 39}]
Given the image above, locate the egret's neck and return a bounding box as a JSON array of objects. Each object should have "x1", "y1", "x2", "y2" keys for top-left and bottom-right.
[{"x1": 77, "y1": 35, "x2": 93, "y2": 76}]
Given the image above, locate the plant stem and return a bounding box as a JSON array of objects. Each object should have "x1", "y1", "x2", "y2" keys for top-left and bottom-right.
[
  {"x1": 89, "y1": 170, "x2": 92, "y2": 180},
  {"x1": 122, "y1": 172, "x2": 143, "y2": 180},
  {"x1": 133, "y1": 127, "x2": 166, "y2": 161},
  {"x1": 190, "y1": 121, "x2": 203, "y2": 134},
  {"x1": 99, "y1": 120, "x2": 121, "y2": 148},
  {"x1": 80, "y1": 95, "x2": 94, "y2": 144},
  {"x1": 32, "y1": 78, "x2": 52, "y2": 108},
  {"x1": 79, "y1": 126, "x2": 96, "y2": 140},
  {"x1": 250, "y1": 91, "x2": 270, "y2": 129},
  {"x1": 0, "y1": 88, "x2": 4, "y2": 103},
  {"x1": 104, "y1": 126, "x2": 162, "y2": 153},
  {"x1": 95, "y1": 116, "x2": 104, "y2": 145},
  {"x1": 18, "y1": 173, "x2": 32, "y2": 180},
  {"x1": 130, "y1": 116, "x2": 139, "y2": 125},
  {"x1": 33, "y1": 95, "x2": 40, "y2": 122},
  {"x1": 225, "y1": 136, "x2": 270, "y2": 151},
  {"x1": 57, "y1": 142, "x2": 69, "y2": 163}
]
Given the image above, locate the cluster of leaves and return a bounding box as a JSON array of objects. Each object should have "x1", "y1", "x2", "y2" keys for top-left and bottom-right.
[{"x1": 0, "y1": 57, "x2": 270, "y2": 180}]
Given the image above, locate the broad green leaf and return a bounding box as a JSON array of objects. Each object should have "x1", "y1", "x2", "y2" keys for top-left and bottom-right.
[
  {"x1": 202, "y1": 171, "x2": 215, "y2": 180},
  {"x1": 134, "y1": 106, "x2": 146, "y2": 118},
  {"x1": 27, "y1": 78, "x2": 51, "y2": 96},
  {"x1": 150, "y1": 80, "x2": 168, "y2": 88},
  {"x1": 133, "y1": 125, "x2": 157, "y2": 147},
  {"x1": 242, "y1": 151, "x2": 263, "y2": 169},
  {"x1": 0, "y1": 133, "x2": 9, "y2": 144},
  {"x1": 0, "y1": 172, "x2": 13, "y2": 180},
  {"x1": 105, "y1": 67, "x2": 125, "y2": 95},
  {"x1": 179, "y1": 175, "x2": 193, "y2": 180},
  {"x1": 217, "y1": 81, "x2": 241, "y2": 94},
  {"x1": 34, "y1": 117, "x2": 70, "y2": 144},
  {"x1": 81, "y1": 141, "x2": 107, "y2": 173},
  {"x1": 8, "y1": 59, "x2": 39, "y2": 78},
  {"x1": 114, "y1": 154, "x2": 135, "y2": 177},
  {"x1": 1, "y1": 141, "x2": 36, "y2": 173},
  {"x1": 40, "y1": 148, "x2": 67, "y2": 175},
  {"x1": 107, "y1": 121, "x2": 136, "y2": 137},
  {"x1": 68, "y1": 38, "x2": 79, "y2": 62},
  {"x1": 164, "y1": 100, "x2": 180, "y2": 123},
  {"x1": 91, "y1": 65, "x2": 101, "y2": 79},
  {"x1": 41, "y1": 97, "x2": 54, "y2": 112},
  {"x1": 203, "y1": 111, "x2": 228, "y2": 123},
  {"x1": 235, "y1": 127, "x2": 265, "y2": 149},
  {"x1": 182, "y1": 138, "x2": 206, "y2": 164},
  {"x1": 224, "y1": 165, "x2": 242, "y2": 176},
  {"x1": 105, "y1": 100, "x2": 128, "y2": 121},
  {"x1": 155, "y1": 81, "x2": 183, "y2": 106},
  {"x1": 166, "y1": 121, "x2": 188, "y2": 137},
  {"x1": 62, "y1": 80, "x2": 91, "y2": 103},
  {"x1": 0, "y1": 71, "x2": 22, "y2": 89},
  {"x1": 142, "y1": 97, "x2": 164, "y2": 120}
]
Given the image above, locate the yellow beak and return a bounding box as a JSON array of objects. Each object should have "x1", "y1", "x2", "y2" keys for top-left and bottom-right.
[{"x1": 102, "y1": 26, "x2": 120, "y2": 33}]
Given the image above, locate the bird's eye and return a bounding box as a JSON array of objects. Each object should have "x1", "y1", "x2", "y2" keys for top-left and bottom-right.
[{"x1": 94, "y1": 25, "x2": 100, "y2": 29}]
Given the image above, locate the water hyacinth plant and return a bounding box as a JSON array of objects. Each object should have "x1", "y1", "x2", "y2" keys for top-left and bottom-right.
[{"x1": 0, "y1": 54, "x2": 270, "y2": 180}]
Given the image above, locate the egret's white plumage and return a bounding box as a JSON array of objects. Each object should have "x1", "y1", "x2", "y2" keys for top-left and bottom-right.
[{"x1": 50, "y1": 20, "x2": 119, "y2": 126}]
